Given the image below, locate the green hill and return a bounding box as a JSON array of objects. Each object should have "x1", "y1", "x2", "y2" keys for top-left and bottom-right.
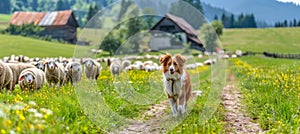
[
  {"x1": 221, "y1": 27, "x2": 300, "y2": 53},
  {"x1": 0, "y1": 14, "x2": 11, "y2": 30},
  {"x1": 0, "y1": 34, "x2": 78, "y2": 58}
]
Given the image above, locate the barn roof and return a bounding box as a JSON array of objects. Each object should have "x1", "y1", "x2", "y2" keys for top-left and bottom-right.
[
  {"x1": 164, "y1": 14, "x2": 198, "y2": 36},
  {"x1": 9, "y1": 10, "x2": 78, "y2": 27}
]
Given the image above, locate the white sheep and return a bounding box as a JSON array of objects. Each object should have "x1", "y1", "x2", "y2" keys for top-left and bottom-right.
[
  {"x1": 110, "y1": 61, "x2": 122, "y2": 76},
  {"x1": 45, "y1": 60, "x2": 66, "y2": 87},
  {"x1": 83, "y1": 58, "x2": 102, "y2": 80},
  {"x1": 18, "y1": 68, "x2": 46, "y2": 90},
  {"x1": 65, "y1": 62, "x2": 82, "y2": 85},
  {"x1": 7, "y1": 63, "x2": 36, "y2": 89},
  {"x1": 0, "y1": 61, "x2": 13, "y2": 90}
]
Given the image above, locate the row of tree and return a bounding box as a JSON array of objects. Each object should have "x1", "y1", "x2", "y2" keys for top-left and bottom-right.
[
  {"x1": 217, "y1": 13, "x2": 257, "y2": 28},
  {"x1": 0, "y1": 0, "x2": 115, "y2": 13},
  {"x1": 274, "y1": 19, "x2": 300, "y2": 27}
]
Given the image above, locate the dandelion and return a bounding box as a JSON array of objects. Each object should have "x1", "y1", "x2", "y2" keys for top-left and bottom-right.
[
  {"x1": 1, "y1": 129, "x2": 5, "y2": 134},
  {"x1": 16, "y1": 127, "x2": 21, "y2": 132},
  {"x1": 19, "y1": 114, "x2": 25, "y2": 121}
]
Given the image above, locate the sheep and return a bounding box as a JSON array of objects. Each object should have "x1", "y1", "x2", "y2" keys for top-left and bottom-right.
[
  {"x1": 121, "y1": 60, "x2": 131, "y2": 69},
  {"x1": 7, "y1": 63, "x2": 36, "y2": 89},
  {"x1": 18, "y1": 68, "x2": 46, "y2": 91},
  {"x1": 83, "y1": 58, "x2": 102, "y2": 80},
  {"x1": 0, "y1": 61, "x2": 13, "y2": 90},
  {"x1": 110, "y1": 61, "x2": 122, "y2": 76},
  {"x1": 34, "y1": 61, "x2": 45, "y2": 71},
  {"x1": 44, "y1": 60, "x2": 66, "y2": 87},
  {"x1": 65, "y1": 62, "x2": 82, "y2": 85}
]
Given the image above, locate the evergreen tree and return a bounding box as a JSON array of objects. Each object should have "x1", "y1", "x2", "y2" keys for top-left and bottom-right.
[
  {"x1": 0, "y1": 0, "x2": 11, "y2": 14},
  {"x1": 293, "y1": 19, "x2": 297, "y2": 27},
  {"x1": 214, "y1": 15, "x2": 218, "y2": 20},
  {"x1": 170, "y1": 0, "x2": 206, "y2": 29},
  {"x1": 56, "y1": 0, "x2": 64, "y2": 10},
  {"x1": 126, "y1": 17, "x2": 143, "y2": 52},
  {"x1": 221, "y1": 13, "x2": 230, "y2": 28},
  {"x1": 31, "y1": 0, "x2": 38, "y2": 11},
  {"x1": 284, "y1": 20, "x2": 288, "y2": 27},
  {"x1": 229, "y1": 14, "x2": 235, "y2": 28}
]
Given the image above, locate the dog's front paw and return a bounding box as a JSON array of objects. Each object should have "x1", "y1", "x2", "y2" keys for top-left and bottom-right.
[{"x1": 178, "y1": 105, "x2": 186, "y2": 115}]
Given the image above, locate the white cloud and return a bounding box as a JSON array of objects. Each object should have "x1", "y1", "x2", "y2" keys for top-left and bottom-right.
[{"x1": 277, "y1": 0, "x2": 300, "y2": 5}]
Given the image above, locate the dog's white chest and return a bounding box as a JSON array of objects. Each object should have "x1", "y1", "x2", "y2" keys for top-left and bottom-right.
[{"x1": 164, "y1": 79, "x2": 181, "y2": 96}]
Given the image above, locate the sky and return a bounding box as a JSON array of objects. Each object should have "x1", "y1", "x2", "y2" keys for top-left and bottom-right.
[{"x1": 277, "y1": 0, "x2": 300, "y2": 5}]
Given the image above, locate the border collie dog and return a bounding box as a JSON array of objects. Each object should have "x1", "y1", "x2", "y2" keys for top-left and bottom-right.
[{"x1": 160, "y1": 54, "x2": 192, "y2": 117}]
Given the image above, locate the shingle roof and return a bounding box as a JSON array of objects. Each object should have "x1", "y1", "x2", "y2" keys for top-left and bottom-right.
[
  {"x1": 165, "y1": 13, "x2": 199, "y2": 36},
  {"x1": 9, "y1": 10, "x2": 78, "y2": 27}
]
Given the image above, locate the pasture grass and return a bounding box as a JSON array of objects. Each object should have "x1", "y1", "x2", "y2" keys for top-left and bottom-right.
[
  {"x1": 0, "y1": 63, "x2": 227, "y2": 133},
  {"x1": 222, "y1": 28, "x2": 300, "y2": 53},
  {"x1": 0, "y1": 34, "x2": 90, "y2": 58},
  {"x1": 0, "y1": 14, "x2": 10, "y2": 31},
  {"x1": 231, "y1": 57, "x2": 300, "y2": 133}
]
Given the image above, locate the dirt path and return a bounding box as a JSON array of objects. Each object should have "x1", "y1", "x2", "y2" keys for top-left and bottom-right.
[
  {"x1": 222, "y1": 73, "x2": 263, "y2": 133},
  {"x1": 117, "y1": 100, "x2": 169, "y2": 134}
]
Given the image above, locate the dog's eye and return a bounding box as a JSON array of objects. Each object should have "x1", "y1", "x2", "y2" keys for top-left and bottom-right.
[
  {"x1": 174, "y1": 62, "x2": 177, "y2": 66},
  {"x1": 168, "y1": 62, "x2": 171, "y2": 66}
]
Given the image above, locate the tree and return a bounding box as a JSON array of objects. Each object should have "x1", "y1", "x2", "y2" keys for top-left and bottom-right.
[
  {"x1": 214, "y1": 15, "x2": 218, "y2": 20},
  {"x1": 100, "y1": 31, "x2": 122, "y2": 56},
  {"x1": 170, "y1": 0, "x2": 206, "y2": 29},
  {"x1": 56, "y1": 0, "x2": 65, "y2": 10},
  {"x1": 200, "y1": 23, "x2": 219, "y2": 52},
  {"x1": 126, "y1": 17, "x2": 143, "y2": 52},
  {"x1": 211, "y1": 20, "x2": 223, "y2": 37},
  {"x1": 0, "y1": 0, "x2": 11, "y2": 14},
  {"x1": 85, "y1": 4, "x2": 100, "y2": 26},
  {"x1": 31, "y1": 0, "x2": 38, "y2": 11}
]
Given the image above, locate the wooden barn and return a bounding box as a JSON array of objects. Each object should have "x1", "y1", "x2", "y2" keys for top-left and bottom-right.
[
  {"x1": 150, "y1": 14, "x2": 205, "y2": 51},
  {"x1": 9, "y1": 10, "x2": 78, "y2": 44}
]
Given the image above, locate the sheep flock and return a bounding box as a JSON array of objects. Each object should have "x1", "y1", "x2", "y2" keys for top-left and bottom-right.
[{"x1": 0, "y1": 51, "x2": 242, "y2": 91}]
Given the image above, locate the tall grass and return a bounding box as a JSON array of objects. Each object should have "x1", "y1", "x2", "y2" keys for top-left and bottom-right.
[{"x1": 231, "y1": 57, "x2": 300, "y2": 133}]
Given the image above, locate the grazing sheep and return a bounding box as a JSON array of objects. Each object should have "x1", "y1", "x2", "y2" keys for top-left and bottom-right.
[
  {"x1": 83, "y1": 58, "x2": 102, "y2": 80},
  {"x1": 61, "y1": 59, "x2": 69, "y2": 67},
  {"x1": 0, "y1": 61, "x2": 13, "y2": 90},
  {"x1": 18, "y1": 68, "x2": 46, "y2": 90},
  {"x1": 121, "y1": 60, "x2": 131, "y2": 69},
  {"x1": 34, "y1": 61, "x2": 45, "y2": 71},
  {"x1": 110, "y1": 61, "x2": 122, "y2": 76},
  {"x1": 65, "y1": 62, "x2": 82, "y2": 85},
  {"x1": 45, "y1": 60, "x2": 66, "y2": 87},
  {"x1": 7, "y1": 63, "x2": 35, "y2": 89}
]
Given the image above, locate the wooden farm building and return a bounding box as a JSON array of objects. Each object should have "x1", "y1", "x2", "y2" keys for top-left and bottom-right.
[
  {"x1": 150, "y1": 14, "x2": 205, "y2": 51},
  {"x1": 9, "y1": 10, "x2": 78, "y2": 44}
]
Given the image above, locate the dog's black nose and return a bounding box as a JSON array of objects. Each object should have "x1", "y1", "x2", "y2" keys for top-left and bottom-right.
[{"x1": 170, "y1": 68, "x2": 174, "y2": 72}]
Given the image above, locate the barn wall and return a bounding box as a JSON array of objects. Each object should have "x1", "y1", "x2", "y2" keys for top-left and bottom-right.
[{"x1": 42, "y1": 25, "x2": 77, "y2": 44}]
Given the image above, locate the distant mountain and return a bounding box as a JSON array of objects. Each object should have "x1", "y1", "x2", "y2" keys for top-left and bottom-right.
[
  {"x1": 201, "y1": 0, "x2": 300, "y2": 24},
  {"x1": 201, "y1": 2, "x2": 232, "y2": 22}
]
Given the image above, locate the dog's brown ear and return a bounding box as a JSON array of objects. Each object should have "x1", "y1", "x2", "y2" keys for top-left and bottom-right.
[
  {"x1": 175, "y1": 54, "x2": 186, "y2": 66},
  {"x1": 159, "y1": 54, "x2": 172, "y2": 65}
]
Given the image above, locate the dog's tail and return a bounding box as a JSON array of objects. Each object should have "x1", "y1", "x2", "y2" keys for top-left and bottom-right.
[{"x1": 192, "y1": 90, "x2": 202, "y2": 97}]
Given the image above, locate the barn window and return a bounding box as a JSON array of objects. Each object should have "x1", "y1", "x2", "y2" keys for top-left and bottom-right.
[{"x1": 160, "y1": 25, "x2": 175, "y2": 32}]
